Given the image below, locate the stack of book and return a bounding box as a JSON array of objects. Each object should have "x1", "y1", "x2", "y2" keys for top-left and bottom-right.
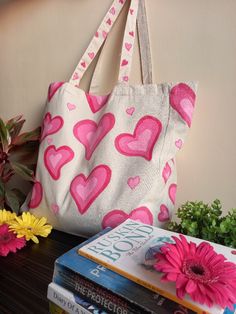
[{"x1": 47, "y1": 219, "x2": 236, "y2": 314}]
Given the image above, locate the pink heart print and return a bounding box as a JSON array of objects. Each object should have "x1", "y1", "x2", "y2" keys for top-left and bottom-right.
[
  {"x1": 51, "y1": 203, "x2": 59, "y2": 214},
  {"x1": 170, "y1": 83, "x2": 196, "y2": 127},
  {"x1": 102, "y1": 31, "x2": 107, "y2": 39},
  {"x1": 86, "y1": 93, "x2": 110, "y2": 113},
  {"x1": 125, "y1": 43, "x2": 132, "y2": 51},
  {"x1": 106, "y1": 18, "x2": 112, "y2": 26},
  {"x1": 109, "y1": 7, "x2": 115, "y2": 15},
  {"x1": 81, "y1": 61, "x2": 86, "y2": 68},
  {"x1": 88, "y1": 52, "x2": 95, "y2": 60},
  {"x1": 126, "y1": 107, "x2": 135, "y2": 116},
  {"x1": 169, "y1": 183, "x2": 177, "y2": 204},
  {"x1": 47, "y1": 138, "x2": 53, "y2": 145},
  {"x1": 28, "y1": 181, "x2": 43, "y2": 209},
  {"x1": 162, "y1": 162, "x2": 172, "y2": 183},
  {"x1": 127, "y1": 176, "x2": 140, "y2": 189},
  {"x1": 175, "y1": 139, "x2": 183, "y2": 149},
  {"x1": 41, "y1": 112, "x2": 64, "y2": 141},
  {"x1": 129, "y1": 31, "x2": 134, "y2": 37},
  {"x1": 102, "y1": 207, "x2": 153, "y2": 229},
  {"x1": 67, "y1": 103, "x2": 76, "y2": 111},
  {"x1": 115, "y1": 115, "x2": 162, "y2": 161},
  {"x1": 72, "y1": 73, "x2": 79, "y2": 80},
  {"x1": 123, "y1": 76, "x2": 129, "y2": 82},
  {"x1": 70, "y1": 165, "x2": 111, "y2": 215},
  {"x1": 73, "y1": 113, "x2": 115, "y2": 161},
  {"x1": 47, "y1": 82, "x2": 64, "y2": 102},
  {"x1": 44, "y1": 145, "x2": 74, "y2": 180},
  {"x1": 158, "y1": 204, "x2": 170, "y2": 222},
  {"x1": 121, "y1": 59, "x2": 128, "y2": 66}
]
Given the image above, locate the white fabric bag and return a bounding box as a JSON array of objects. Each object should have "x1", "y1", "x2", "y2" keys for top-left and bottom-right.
[{"x1": 27, "y1": 0, "x2": 197, "y2": 237}]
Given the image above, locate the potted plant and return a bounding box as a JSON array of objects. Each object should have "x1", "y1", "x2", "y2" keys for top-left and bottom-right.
[
  {"x1": 168, "y1": 199, "x2": 236, "y2": 248},
  {"x1": 0, "y1": 115, "x2": 40, "y2": 214}
]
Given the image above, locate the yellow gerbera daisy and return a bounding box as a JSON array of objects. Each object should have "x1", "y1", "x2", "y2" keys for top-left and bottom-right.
[
  {"x1": 9, "y1": 212, "x2": 52, "y2": 243},
  {"x1": 0, "y1": 209, "x2": 17, "y2": 225}
]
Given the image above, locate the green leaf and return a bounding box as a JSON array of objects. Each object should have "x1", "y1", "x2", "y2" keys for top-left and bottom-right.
[
  {"x1": 5, "y1": 189, "x2": 20, "y2": 213},
  {"x1": 10, "y1": 161, "x2": 34, "y2": 182},
  {"x1": 6, "y1": 115, "x2": 23, "y2": 131},
  {"x1": 12, "y1": 188, "x2": 27, "y2": 206},
  {"x1": 9, "y1": 141, "x2": 39, "y2": 165},
  {"x1": 0, "y1": 178, "x2": 5, "y2": 197},
  {"x1": 0, "y1": 118, "x2": 10, "y2": 152},
  {"x1": 9, "y1": 120, "x2": 26, "y2": 142},
  {"x1": 12, "y1": 127, "x2": 41, "y2": 145}
]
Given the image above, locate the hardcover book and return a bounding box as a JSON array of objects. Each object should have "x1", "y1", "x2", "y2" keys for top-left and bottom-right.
[
  {"x1": 53, "y1": 228, "x2": 196, "y2": 314},
  {"x1": 79, "y1": 219, "x2": 236, "y2": 314}
]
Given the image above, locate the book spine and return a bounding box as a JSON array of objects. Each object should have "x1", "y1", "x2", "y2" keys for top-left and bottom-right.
[
  {"x1": 47, "y1": 284, "x2": 91, "y2": 314},
  {"x1": 79, "y1": 250, "x2": 210, "y2": 314},
  {"x1": 53, "y1": 265, "x2": 150, "y2": 314},
  {"x1": 49, "y1": 301, "x2": 69, "y2": 314}
]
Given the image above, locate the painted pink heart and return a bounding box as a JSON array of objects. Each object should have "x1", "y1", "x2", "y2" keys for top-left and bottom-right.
[
  {"x1": 47, "y1": 82, "x2": 64, "y2": 102},
  {"x1": 95, "y1": 31, "x2": 99, "y2": 38},
  {"x1": 231, "y1": 251, "x2": 236, "y2": 255},
  {"x1": 81, "y1": 61, "x2": 86, "y2": 68},
  {"x1": 123, "y1": 76, "x2": 129, "y2": 82},
  {"x1": 67, "y1": 102, "x2": 76, "y2": 111},
  {"x1": 41, "y1": 112, "x2": 64, "y2": 141},
  {"x1": 88, "y1": 52, "x2": 95, "y2": 60},
  {"x1": 102, "y1": 207, "x2": 153, "y2": 229},
  {"x1": 85, "y1": 93, "x2": 110, "y2": 113},
  {"x1": 28, "y1": 181, "x2": 43, "y2": 209},
  {"x1": 170, "y1": 83, "x2": 196, "y2": 127},
  {"x1": 127, "y1": 176, "x2": 140, "y2": 189},
  {"x1": 125, "y1": 43, "x2": 132, "y2": 51},
  {"x1": 169, "y1": 183, "x2": 177, "y2": 204},
  {"x1": 44, "y1": 145, "x2": 74, "y2": 180},
  {"x1": 70, "y1": 165, "x2": 111, "y2": 215},
  {"x1": 106, "y1": 18, "x2": 112, "y2": 26},
  {"x1": 129, "y1": 8, "x2": 134, "y2": 15},
  {"x1": 72, "y1": 73, "x2": 79, "y2": 80},
  {"x1": 73, "y1": 113, "x2": 115, "y2": 160},
  {"x1": 47, "y1": 137, "x2": 53, "y2": 145},
  {"x1": 175, "y1": 139, "x2": 183, "y2": 149},
  {"x1": 126, "y1": 107, "x2": 135, "y2": 116},
  {"x1": 162, "y1": 162, "x2": 172, "y2": 183},
  {"x1": 109, "y1": 7, "x2": 115, "y2": 15},
  {"x1": 129, "y1": 31, "x2": 134, "y2": 37},
  {"x1": 102, "y1": 31, "x2": 107, "y2": 39},
  {"x1": 51, "y1": 203, "x2": 59, "y2": 214},
  {"x1": 121, "y1": 59, "x2": 128, "y2": 66},
  {"x1": 115, "y1": 115, "x2": 162, "y2": 161},
  {"x1": 158, "y1": 204, "x2": 170, "y2": 222},
  {"x1": 119, "y1": 0, "x2": 124, "y2": 4}
]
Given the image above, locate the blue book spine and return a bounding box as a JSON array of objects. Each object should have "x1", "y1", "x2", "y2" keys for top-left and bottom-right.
[{"x1": 53, "y1": 229, "x2": 197, "y2": 314}]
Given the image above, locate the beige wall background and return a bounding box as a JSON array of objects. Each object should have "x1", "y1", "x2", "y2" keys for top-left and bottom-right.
[{"x1": 0, "y1": 0, "x2": 236, "y2": 214}]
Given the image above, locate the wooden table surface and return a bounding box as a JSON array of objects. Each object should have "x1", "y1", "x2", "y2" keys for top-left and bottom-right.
[{"x1": 0, "y1": 230, "x2": 84, "y2": 314}]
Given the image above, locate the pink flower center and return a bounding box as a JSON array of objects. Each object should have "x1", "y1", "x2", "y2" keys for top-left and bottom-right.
[
  {"x1": 0, "y1": 232, "x2": 13, "y2": 244},
  {"x1": 182, "y1": 258, "x2": 218, "y2": 284}
]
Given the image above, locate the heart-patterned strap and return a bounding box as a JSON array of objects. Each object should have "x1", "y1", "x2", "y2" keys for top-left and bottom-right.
[
  {"x1": 88, "y1": 0, "x2": 152, "y2": 93},
  {"x1": 69, "y1": 0, "x2": 127, "y2": 87},
  {"x1": 137, "y1": 0, "x2": 153, "y2": 84},
  {"x1": 117, "y1": 0, "x2": 139, "y2": 83}
]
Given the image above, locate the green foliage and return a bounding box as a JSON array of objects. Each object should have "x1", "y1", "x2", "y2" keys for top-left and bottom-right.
[
  {"x1": 168, "y1": 199, "x2": 236, "y2": 248},
  {"x1": 0, "y1": 116, "x2": 40, "y2": 214}
]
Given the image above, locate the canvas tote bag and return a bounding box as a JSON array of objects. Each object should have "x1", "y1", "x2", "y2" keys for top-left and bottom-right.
[{"x1": 26, "y1": 0, "x2": 197, "y2": 237}]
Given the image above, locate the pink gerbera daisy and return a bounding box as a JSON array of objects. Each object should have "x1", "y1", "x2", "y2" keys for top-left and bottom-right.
[
  {"x1": 0, "y1": 224, "x2": 26, "y2": 256},
  {"x1": 154, "y1": 234, "x2": 236, "y2": 310}
]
